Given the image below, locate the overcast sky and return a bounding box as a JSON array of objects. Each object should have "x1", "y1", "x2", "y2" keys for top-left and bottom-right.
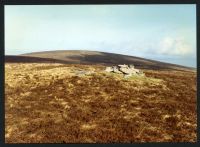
[{"x1": 5, "y1": 5, "x2": 196, "y2": 67}]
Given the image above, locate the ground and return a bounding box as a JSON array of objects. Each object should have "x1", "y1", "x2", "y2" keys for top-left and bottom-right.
[{"x1": 5, "y1": 63, "x2": 197, "y2": 143}]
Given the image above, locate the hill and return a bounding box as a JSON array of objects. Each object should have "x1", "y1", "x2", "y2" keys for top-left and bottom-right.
[{"x1": 5, "y1": 50, "x2": 195, "y2": 71}]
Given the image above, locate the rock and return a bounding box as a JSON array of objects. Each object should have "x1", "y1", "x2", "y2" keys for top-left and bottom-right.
[
  {"x1": 128, "y1": 64, "x2": 135, "y2": 68},
  {"x1": 105, "y1": 67, "x2": 113, "y2": 72},
  {"x1": 113, "y1": 66, "x2": 122, "y2": 73},
  {"x1": 118, "y1": 64, "x2": 129, "y2": 68},
  {"x1": 119, "y1": 67, "x2": 133, "y2": 74},
  {"x1": 75, "y1": 70, "x2": 94, "y2": 76},
  {"x1": 133, "y1": 68, "x2": 140, "y2": 73},
  {"x1": 124, "y1": 74, "x2": 132, "y2": 78},
  {"x1": 105, "y1": 64, "x2": 144, "y2": 78}
]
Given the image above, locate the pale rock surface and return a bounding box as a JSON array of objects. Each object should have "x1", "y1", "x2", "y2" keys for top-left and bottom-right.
[{"x1": 105, "y1": 64, "x2": 145, "y2": 77}]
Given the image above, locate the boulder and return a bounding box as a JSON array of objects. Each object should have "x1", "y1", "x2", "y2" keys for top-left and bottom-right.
[
  {"x1": 119, "y1": 67, "x2": 134, "y2": 74},
  {"x1": 105, "y1": 64, "x2": 144, "y2": 78},
  {"x1": 113, "y1": 66, "x2": 122, "y2": 73}
]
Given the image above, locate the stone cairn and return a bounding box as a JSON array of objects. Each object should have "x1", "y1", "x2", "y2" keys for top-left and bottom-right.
[{"x1": 105, "y1": 64, "x2": 145, "y2": 78}]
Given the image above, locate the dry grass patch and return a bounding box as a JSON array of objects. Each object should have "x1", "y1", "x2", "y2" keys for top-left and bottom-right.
[{"x1": 5, "y1": 63, "x2": 197, "y2": 143}]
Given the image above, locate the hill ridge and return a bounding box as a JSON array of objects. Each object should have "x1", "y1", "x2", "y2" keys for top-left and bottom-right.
[{"x1": 6, "y1": 50, "x2": 195, "y2": 71}]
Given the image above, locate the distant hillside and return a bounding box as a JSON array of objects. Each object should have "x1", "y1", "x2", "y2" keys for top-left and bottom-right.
[{"x1": 5, "y1": 50, "x2": 195, "y2": 71}]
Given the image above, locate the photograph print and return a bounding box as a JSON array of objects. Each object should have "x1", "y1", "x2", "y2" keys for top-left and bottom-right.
[{"x1": 5, "y1": 4, "x2": 197, "y2": 143}]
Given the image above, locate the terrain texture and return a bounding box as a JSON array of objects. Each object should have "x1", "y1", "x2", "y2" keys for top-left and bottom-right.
[{"x1": 5, "y1": 51, "x2": 197, "y2": 143}]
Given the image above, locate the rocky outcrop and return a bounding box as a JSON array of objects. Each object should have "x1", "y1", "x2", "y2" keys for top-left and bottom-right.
[{"x1": 105, "y1": 64, "x2": 145, "y2": 77}]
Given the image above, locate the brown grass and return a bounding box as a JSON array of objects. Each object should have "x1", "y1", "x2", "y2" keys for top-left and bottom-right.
[{"x1": 5, "y1": 63, "x2": 197, "y2": 143}]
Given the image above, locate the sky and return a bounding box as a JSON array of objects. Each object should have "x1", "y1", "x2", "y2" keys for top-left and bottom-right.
[{"x1": 5, "y1": 5, "x2": 196, "y2": 67}]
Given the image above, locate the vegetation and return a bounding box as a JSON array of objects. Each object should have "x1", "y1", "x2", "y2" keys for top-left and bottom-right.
[{"x1": 5, "y1": 63, "x2": 197, "y2": 143}]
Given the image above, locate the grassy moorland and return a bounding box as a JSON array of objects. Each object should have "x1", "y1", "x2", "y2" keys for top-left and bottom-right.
[{"x1": 5, "y1": 61, "x2": 196, "y2": 143}]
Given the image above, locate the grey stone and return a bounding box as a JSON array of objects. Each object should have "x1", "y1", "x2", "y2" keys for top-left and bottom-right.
[
  {"x1": 113, "y1": 66, "x2": 122, "y2": 73},
  {"x1": 119, "y1": 67, "x2": 133, "y2": 74},
  {"x1": 124, "y1": 74, "x2": 132, "y2": 78},
  {"x1": 75, "y1": 70, "x2": 94, "y2": 77},
  {"x1": 128, "y1": 64, "x2": 135, "y2": 68},
  {"x1": 105, "y1": 67, "x2": 113, "y2": 72},
  {"x1": 133, "y1": 68, "x2": 140, "y2": 73},
  {"x1": 105, "y1": 64, "x2": 144, "y2": 78},
  {"x1": 118, "y1": 64, "x2": 129, "y2": 68}
]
